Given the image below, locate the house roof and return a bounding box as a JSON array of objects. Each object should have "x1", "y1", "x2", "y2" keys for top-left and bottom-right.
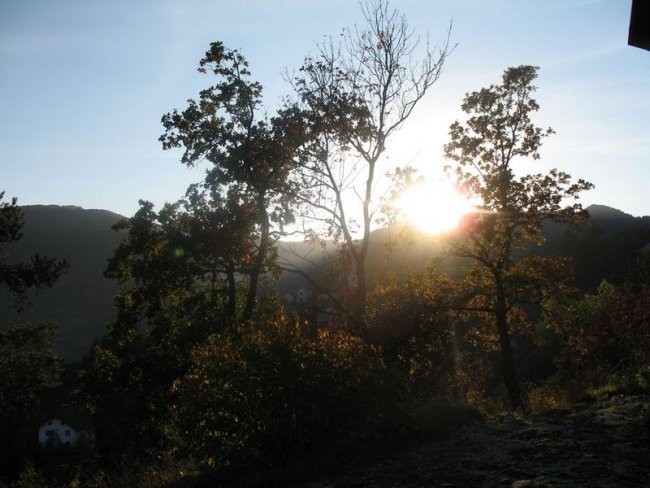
[{"x1": 38, "y1": 406, "x2": 94, "y2": 431}]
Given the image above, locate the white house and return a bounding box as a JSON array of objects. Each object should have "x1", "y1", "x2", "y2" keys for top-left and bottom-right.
[{"x1": 38, "y1": 417, "x2": 95, "y2": 448}]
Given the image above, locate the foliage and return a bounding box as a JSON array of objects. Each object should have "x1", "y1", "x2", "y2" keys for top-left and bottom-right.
[
  {"x1": 0, "y1": 323, "x2": 60, "y2": 418},
  {"x1": 12, "y1": 464, "x2": 48, "y2": 488},
  {"x1": 0, "y1": 323, "x2": 60, "y2": 478},
  {"x1": 287, "y1": 0, "x2": 453, "y2": 326},
  {"x1": 552, "y1": 281, "x2": 650, "y2": 392},
  {"x1": 0, "y1": 192, "x2": 68, "y2": 308},
  {"x1": 169, "y1": 314, "x2": 407, "y2": 479},
  {"x1": 525, "y1": 380, "x2": 573, "y2": 414},
  {"x1": 367, "y1": 271, "x2": 457, "y2": 402},
  {"x1": 443, "y1": 65, "x2": 593, "y2": 410},
  {"x1": 107, "y1": 193, "x2": 256, "y2": 332},
  {"x1": 160, "y1": 42, "x2": 306, "y2": 321},
  {"x1": 0, "y1": 193, "x2": 64, "y2": 479},
  {"x1": 81, "y1": 198, "x2": 244, "y2": 459},
  {"x1": 82, "y1": 40, "x2": 310, "y2": 457},
  {"x1": 367, "y1": 267, "x2": 528, "y2": 409},
  {"x1": 582, "y1": 367, "x2": 650, "y2": 401}
]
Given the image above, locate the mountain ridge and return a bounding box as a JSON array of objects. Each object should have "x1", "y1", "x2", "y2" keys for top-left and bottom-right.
[{"x1": 1, "y1": 203, "x2": 648, "y2": 361}]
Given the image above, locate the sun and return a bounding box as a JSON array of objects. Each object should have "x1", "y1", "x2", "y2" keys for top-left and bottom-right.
[{"x1": 396, "y1": 180, "x2": 473, "y2": 235}]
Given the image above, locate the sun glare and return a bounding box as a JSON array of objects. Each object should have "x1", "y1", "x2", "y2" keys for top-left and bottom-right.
[{"x1": 396, "y1": 180, "x2": 473, "y2": 235}]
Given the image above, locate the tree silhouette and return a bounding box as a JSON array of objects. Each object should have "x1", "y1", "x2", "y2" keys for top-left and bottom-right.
[
  {"x1": 106, "y1": 190, "x2": 257, "y2": 332},
  {"x1": 288, "y1": 0, "x2": 453, "y2": 326},
  {"x1": 160, "y1": 42, "x2": 306, "y2": 321},
  {"x1": 81, "y1": 44, "x2": 309, "y2": 457},
  {"x1": 444, "y1": 66, "x2": 593, "y2": 410},
  {"x1": 0, "y1": 192, "x2": 68, "y2": 308},
  {"x1": 0, "y1": 192, "x2": 64, "y2": 476}
]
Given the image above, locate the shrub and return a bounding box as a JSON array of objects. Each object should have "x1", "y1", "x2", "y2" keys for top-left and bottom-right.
[
  {"x1": 552, "y1": 281, "x2": 650, "y2": 394},
  {"x1": 169, "y1": 315, "x2": 407, "y2": 478}
]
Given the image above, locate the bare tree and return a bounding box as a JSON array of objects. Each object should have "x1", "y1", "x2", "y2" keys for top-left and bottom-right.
[{"x1": 288, "y1": 0, "x2": 453, "y2": 326}]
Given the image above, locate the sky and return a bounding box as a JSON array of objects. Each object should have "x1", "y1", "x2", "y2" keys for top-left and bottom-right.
[{"x1": 1, "y1": 0, "x2": 648, "y2": 218}]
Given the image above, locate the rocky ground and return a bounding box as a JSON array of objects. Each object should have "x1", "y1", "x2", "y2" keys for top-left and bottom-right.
[{"x1": 307, "y1": 394, "x2": 649, "y2": 488}]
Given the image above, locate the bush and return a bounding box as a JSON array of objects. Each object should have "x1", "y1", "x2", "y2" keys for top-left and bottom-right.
[
  {"x1": 526, "y1": 381, "x2": 572, "y2": 414},
  {"x1": 367, "y1": 273, "x2": 457, "y2": 403},
  {"x1": 169, "y1": 315, "x2": 408, "y2": 479},
  {"x1": 552, "y1": 281, "x2": 650, "y2": 394},
  {"x1": 582, "y1": 366, "x2": 650, "y2": 401}
]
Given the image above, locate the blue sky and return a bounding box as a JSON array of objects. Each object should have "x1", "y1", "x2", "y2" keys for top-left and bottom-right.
[{"x1": 1, "y1": 0, "x2": 648, "y2": 217}]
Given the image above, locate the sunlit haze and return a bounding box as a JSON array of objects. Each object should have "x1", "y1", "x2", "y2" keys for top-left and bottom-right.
[{"x1": 396, "y1": 180, "x2": 475, "y2": 235}]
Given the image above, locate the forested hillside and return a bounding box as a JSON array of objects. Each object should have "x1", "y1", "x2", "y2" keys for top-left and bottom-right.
[
  {"x1": 1, "y1": 203, "x2": 648, "y2": 361},
  {"x1": 0, "y1": 205, "x2": 124, "y2": 360}
]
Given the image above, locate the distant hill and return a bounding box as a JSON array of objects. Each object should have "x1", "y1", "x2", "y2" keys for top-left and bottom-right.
[
  {"x1": 543, "y1": 204, "x2": 650, "y2": 290},
  {"x1": 0, "y1": 206, "x2": 125, "y2": 362},
  {"x1": 584, "y1": 204, "x2": 650, "y2": 234},
  {"x1": 1, "y1": 203, "x2": 648, "y2": 362}
]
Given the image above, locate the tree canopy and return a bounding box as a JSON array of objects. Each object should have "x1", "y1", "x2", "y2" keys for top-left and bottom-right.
[
  {"x1": 0, "y1": 193, "x2": 68, "y2": 308},
  {"x1": 160, "y1": 42, "x2": 307, "y2": 321},
  {"x1": 287, "y1": 0, "x2": 453, "y2": 326},
  {"x1": 443, "y1": 65, "x2": 594, "y2": 410},
  {"x1": 0, "y1": 192, "x2": 64, "y2": 477}
]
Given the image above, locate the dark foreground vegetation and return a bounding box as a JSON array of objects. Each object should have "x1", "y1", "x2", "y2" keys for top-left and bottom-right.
[
  {"x1": 1, "y1": 1, "x2": 649, "y2": 486},
  {"x1": 308, "y1": 392, "x2": 650, "y2": 487}
]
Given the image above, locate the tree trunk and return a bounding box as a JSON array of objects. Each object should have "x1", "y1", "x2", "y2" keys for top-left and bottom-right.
[
  {"x1": 243, "y1": 194, "x2": 269, "y2": 321},
  {"x1": 226, "y1": 265, "x2": 237, "y2": 325},
  {"x1": 351, "y1": 155, "x2": 375, "y2": 329},
  {"x1": 352, "y1": 253, "x2": 367, "y2": 329},
  {"x1": 495, "y1": 284, "x2": 524, "y2": 411},
  {"x1": 451, "y1": 316, "x2": 468, "y2": 403}
]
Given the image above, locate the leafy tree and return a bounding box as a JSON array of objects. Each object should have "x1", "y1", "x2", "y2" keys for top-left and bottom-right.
[
  {"x1": 81, "y1": 41, "x2": 307, "y2": 462},
  {"x1": 79, "y1": 189, "x2": 259, "y2": 458},
  {"x1": 160, "y1": 42, "x2": 306, "y2": 321},
  {"x1": 288, "y1": 0, "x2": 453, "y2": 326},
  {"x1": 443, "y1": 66, "x2": 593, "y2": 410},
  {"x1": 0, "y1": 323, "x2": 59, "y2": 418},
  {"x1": 0, "y1": 192, "x2": 64, "y2": 476},
  {"x1": 0, "y1": 192, "x2": 68, "y2": 308},
  {"x1": 552, "y1": 280, "x2": 650, "y2": 390},
  {"x1": 0, "y1": 322, "x2": 60, "y2": 476},
  {"x1": 367, "y1": 271, "x2": 457, "y2": 402},
  {"x1": 107, "y1": 190, "x2": 257, "y2": 332}
]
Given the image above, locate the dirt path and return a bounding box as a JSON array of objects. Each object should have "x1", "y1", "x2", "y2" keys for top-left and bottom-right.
[{"x1": 307, "y1": 395, "x2": 649, "y2": 487}]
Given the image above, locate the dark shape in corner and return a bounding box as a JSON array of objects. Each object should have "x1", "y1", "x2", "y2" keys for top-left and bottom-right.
[{"x1": 629, "y1": 0, "x2": 650, "y2": 51}]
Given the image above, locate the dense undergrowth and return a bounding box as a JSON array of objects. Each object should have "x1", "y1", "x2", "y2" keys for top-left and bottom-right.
[{"x1": 4, "y1": 281, "x2": 648, "y2": 487}]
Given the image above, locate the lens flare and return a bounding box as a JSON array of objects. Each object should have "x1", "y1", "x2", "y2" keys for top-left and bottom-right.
[{"x1": 396, "y1": 180, "x2": 473, "y2": 234}]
